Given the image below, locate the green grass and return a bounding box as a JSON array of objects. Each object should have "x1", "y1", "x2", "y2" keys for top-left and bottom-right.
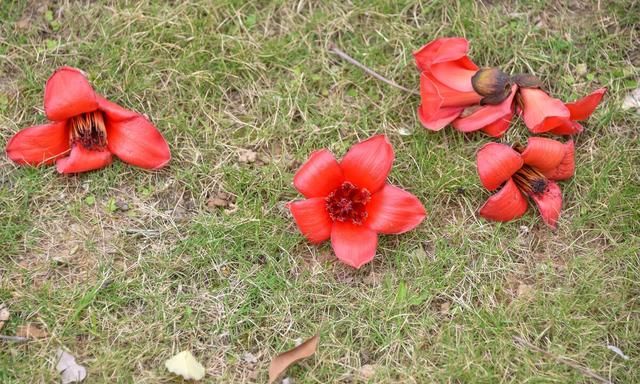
[{"x1": 1, "y1": 0, "x2": 639, "y2": 382}]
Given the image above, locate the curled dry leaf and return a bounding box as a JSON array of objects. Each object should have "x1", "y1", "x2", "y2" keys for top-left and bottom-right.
[
  {"x1": 56, "y1": 348, "x2": 87, "y2": 384},
  {"x1": 0, "y1": 303, "x2": 9, "y2": 331},
  {"x1": 16, "y1": 323, "x2": 48, "y2": 339},
  {"x1": 622, "y1": 87, "x2": 640, "y2": 112},
  {"x1": 165, "y1": 350, "x2": 206, "y2": 381},
  {"x1": 268, "y1": 334, "x2": 319, "y2": 384}
]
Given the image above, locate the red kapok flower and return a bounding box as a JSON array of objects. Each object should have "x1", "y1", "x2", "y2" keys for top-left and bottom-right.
[
  {"x1": 519, "y1": 87, "x2": 606, "y2": 135},
  {"x1": 6, "y1": 67, "x2": 171, "y2": 173},
  {"x1": 476, "y1": 137, "x2": 575, "y2": 228},
  {"x1": 414, "y1": 37, "x2": 483, "y2": 131},
  {"x1": 288, "y1": 135, "x2": 427, "y2": 268}
]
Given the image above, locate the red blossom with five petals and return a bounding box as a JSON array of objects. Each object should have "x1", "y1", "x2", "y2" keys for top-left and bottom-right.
[
  {"x1": 6, "y1": 67, "x2": 171, "y2": 173},
  {"x1": 288, "y1": 135, "x2": 427, "y2": 268},
  {"x1": 476, "y1": 137, "x2": 575, "y2": 228}
]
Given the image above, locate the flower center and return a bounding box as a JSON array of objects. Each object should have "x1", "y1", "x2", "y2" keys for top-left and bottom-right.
[
  {"x1": 512, "y1": 165, "x2": 548, "y2": 195},
  {"x1": 325, "y1": 182, "x2": 371, "y2": 225},
  {"x1": 69, "y1": 111, "x2": 107, "y2": 150}
]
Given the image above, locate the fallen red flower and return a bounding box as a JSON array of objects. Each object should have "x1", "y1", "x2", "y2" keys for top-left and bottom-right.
[
  {"x1": 519, "y1": 87, "x2": 606, "y2": 135},
  {"x1": 414, "y1": 37, "x2": 483, "y2": 131},
  {"x1": 289, "y1": 135, "x2": 427, "y2": 268},
  {"x1": 476, "y1": 137, "x2": 575, "y2": 228},
  {"x1": 414, "y1": 37, "x2": 606, "y2": 137},
  {"x1": 6, "y1": 67, "x2": 170, "y2": 173}
]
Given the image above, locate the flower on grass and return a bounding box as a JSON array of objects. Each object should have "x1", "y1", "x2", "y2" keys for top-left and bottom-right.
[
  {"x1": 414, "y1": 37, "x2": 606, "y2": 137},
  {"x1": 6, "y1": 67, "x2": 170, "y2": 173},
  {"x1": 288, "y1": 135, "x2": 427, "y2": 268},
  {"x1": 476, "y1": 137, "x2": 575, "y2": 228}
]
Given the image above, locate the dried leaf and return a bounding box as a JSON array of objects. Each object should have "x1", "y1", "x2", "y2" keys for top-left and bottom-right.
[
  {"x1": 165, "y1": 350, "x2": 206, "y2": 381},
  {"x1": 16, "y1": 323, "x2": 48, "y2": 339},
  {"x1": 358, "y1": 364, "x2": 376, "y2": 379},
  {"x1": 56, "y1": 348, "x2": 87, "y2": 384},
  {"x1": 516, "y1": 283, "x2": 533, "y2": 298},
  {"x1": 268, "y1": 334, "x2": 319, "y2": 384},
  {"x1": 622, "y1": 87, "x2": 640, "y2": 112},
  {"x1": 607, "y1": 345, "x2": 629, "y2": 360},
  {"x1": 238, "y1": 148, "x2": 257, "y2": 163},
  {"x1": 0, "y1": 303, "x2": 9, "y2": 331}
]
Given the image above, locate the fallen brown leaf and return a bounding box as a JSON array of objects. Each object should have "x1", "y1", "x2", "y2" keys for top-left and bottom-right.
[
  {"x1": 56, "y1": 348, "x2": 87, "y2": 383},
  {"x1": 16, "y1": 323, "x2": 48, "y2": 339},
  {"x1": 358, "y1": 364, "x2": 376, "y2": 379},
  {"x1": 268, "y1": 334, "x2": 319, "y2": 384},
  {"x1": 0, "y1": 303, "x2": 9, "y2": 331}
]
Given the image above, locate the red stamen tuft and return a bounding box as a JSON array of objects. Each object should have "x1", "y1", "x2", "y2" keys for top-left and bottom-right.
[
  {"x1": 69, "y1": 111, "x2": 107, "y2": 150},
  {"x1": 325, "y1": 182, "x2": 371, "y2": 225}
]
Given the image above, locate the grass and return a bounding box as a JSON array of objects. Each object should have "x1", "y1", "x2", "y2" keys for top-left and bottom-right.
[{"x1": 1, "y1": 0, "x2": 639, "y2": 382}]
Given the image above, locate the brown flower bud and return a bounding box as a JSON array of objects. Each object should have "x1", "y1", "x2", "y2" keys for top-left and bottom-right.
[{"x1": 472, "y1": 67, "x2": 512, "y2": 105}]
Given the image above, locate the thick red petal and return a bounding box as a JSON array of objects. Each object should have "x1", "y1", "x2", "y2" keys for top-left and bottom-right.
[
  {"x1": 479, "y1": 178, "x2": 528, "y2": 222},
  {"x1": 430, "y1": 61, "x2": 477, "y2": 92},
  {"x1": 542, "y1": 140, "x2": 575, "y2": 181},
  {"x1": 97, "y1": 94, "x2": 139, "y2": 121},
  {"x1": 520, "y1": 88, "x2": 570, "y2": 133},
  {"x1": 413, "y1": 37, "x2": 477, "y2": 71},
  {"x1": 548, "y1": 120, "x2": 584, "y2": 135},
  {"x1": 521, "y1": 137, "x2": 566, "y2": 171},
  {"x1": 55, "y1": 144, "x2": 112, "y2": 174},
  {"x1": 476, "y1": 142, "x2": 523, "y2": 191},
  {"x1": 420, "y1": 73, "x2": 481, "y2": 118},
  {"x1": 417, "y1": 105, "x2": 463, "y2": 131},
  {"x1": 293, "y1": 149, "x2": 344, "y2": 198},
  {"x1": 44, "y1": 67, "x2": 98, "y2": 121},
  {"x1": 289, "y1": 198, "x2": 333, "y2": 243},
  {"x1": 6, "y1": 122, "x2": 70, "y2": 165},
  {"x1": 452, "y1": 85, "x2": 517, "y2": 132},
  {"x1": 331, "y1": 221, "x2": 378, "y2": 269},
  {"x1": 530, "y1": 181, "x2": 563, "y2": 229},
  {"x1": 481, "y1": 110, "x2": 513, "y2": 137},
  {"x1": 566, "y1": 88, "x2": 606, "y2": 121},
  {"x1": 101, "y1": 98, "x2": 170, "y2": 170},
  {"x1": 340, "y1": 135, "x2": 393, "y2": 194},
  {"x1": 366, "y1": 184, "x2": 427, "y2": 234}
]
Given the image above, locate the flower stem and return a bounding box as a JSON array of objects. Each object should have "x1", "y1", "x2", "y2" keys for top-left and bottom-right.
[{"x1": 328, "y1": 44, "x2": 419, "y2": 96}]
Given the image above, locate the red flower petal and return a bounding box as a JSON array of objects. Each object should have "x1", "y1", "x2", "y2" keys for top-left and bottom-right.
[
  {"x1": 331, "y1": 221, "x2": 378, "y2": 269},
  {"x1": 479, "y1": 178, "x2": 528, "y2": 222},
  {"x1": 340, "y1": 135, "x2": 393, "y2": 194},
  {"x1": 97, "y1": 94, "x2": 139, "y2": 121},
  {"x1": 430, "y1": 61, "x2": 478, "y2": 92},
  {"x1": 413, "y1": 37, "x2": 476, "y2": 71},
  {"x1": 6, "y1": 122, "x2": 70, "y2": 165},
  {"x1": 55, "y1": 144, "x2": 112, "y2": 174},
  {"x1": 481, "y1": 110, "x2": 513, "y2": 137},
  {"x1": 101, "y1": 97, "x2": 170, "y2": 170},
  {"x1": 44, "y1": 67, "x2": 98, "y2": 121},
  {"x1": 530, "y1": 181, "x2": 563, "y2": 229},
  {"x1": 520, "y1": 137, "x2": 566, "y2": 171},
  {"x1": 289, "y1": 198, "x2": 333, "y2": 243},
  {"x1": 293, "y1": 149, "x2": 344, "y2": 198},
  {"x1": 566, "y1": 87, "x2": 606, "y2": 121},
  {"x1": 452, "y1": 85, "x2": 517, "y2": 132},
  {"x1": 548, "y1": 120, "x2": 584, "y2": 136},
  {"x1": 417, "y1": 105, "x2": 463, "y2": 131},
  {"x1": 366, "y1": 184, "x2": 427, "y2": 234},
  {"x1": 419, "y1": 73, "x2": 481, "y2": 118},
  {"x1": 520, "y1": 88, "x2": 570, "y2": 133},
  {"x1": 542, "y1": 140, "x2": 575, "y2": 181},
  {"x1": 476, "y1": 142, "x2": 523, "y2": 191}
]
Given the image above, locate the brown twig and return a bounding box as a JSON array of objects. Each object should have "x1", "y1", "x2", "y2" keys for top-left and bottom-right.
[
  {"x1": 328, "y1": 44, "x2": 419, "y2": 96},
  {"x1": 0, "y1": 335, "x2": 29, "y2": 342},
  {"x1": 513, "y1": 336, "x2": 612, "y2": 384}
]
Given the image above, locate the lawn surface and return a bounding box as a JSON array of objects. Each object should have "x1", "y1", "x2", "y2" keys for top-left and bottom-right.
[{"x1": 1, "y1": 0, "x2": 639, "y2": 383}]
